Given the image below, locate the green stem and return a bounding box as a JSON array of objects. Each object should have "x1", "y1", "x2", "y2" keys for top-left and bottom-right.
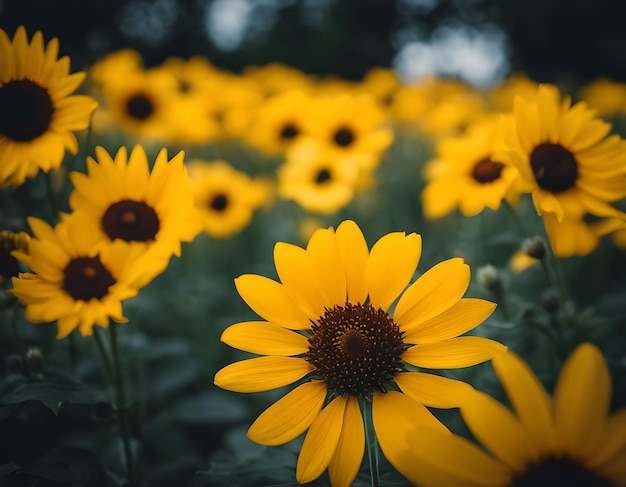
[
  {"x1": 109, "y1": 323, "x2": 138, "y2": 487},
  {"x1": 361, "y1": 397, "x2": 380, "y2": 487},
  {"x1": 93, "y1": 327, "x2": 114, "y2": 384}
]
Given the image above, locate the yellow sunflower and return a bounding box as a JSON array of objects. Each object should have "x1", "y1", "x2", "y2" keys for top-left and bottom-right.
[
  {"x1": 302, "y1": 92, "x2": 394, "y2": 161},
  {"x1": 392, "y1": 342, "x2": 626, "y2": 487},
  {"x1": 68, "y1": 145, "x2": 202, "y2": 260},
  {"x1": 214, "y1": 220, "x2": 505, "y2": 487},
  {"x1": 500, "y1": 84, "x2": 626, "y2": 224},
  {"x1": 8, "y1": 212, "x2": 161, "y2": 338},
  {"x1": 243, "y1": 90, "x2": 316, "y2": 157},
  {"x1": 278, "y1": 140, "x2": 366, "y2": 214},
  {"x1": 578, "y1": 77, "x2": 626, "y2": 118},
  {"x1": 188, "y1": 159, "x2": 272, "y2": 239},
  {"x1": 0, "y1": 26, "x2": 98, "y2": 188},
  {"x1": 422, "y1": 116, "x2": 523, "y2": 219}
]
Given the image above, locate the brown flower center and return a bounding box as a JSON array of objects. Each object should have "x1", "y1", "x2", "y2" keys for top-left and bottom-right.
[
  {"x1": 102, "y1": 200, "x2": 160, "y2": 242},
  {"x1": 63, "y1": 256, "x2": 116, "y2": 301},
  {"x1": 471, "y1": 158, "x2": 504, "y2": 183},
  {"x1": 333, "y1": 127, "x2": 355, "y2": 147},
  {"x1": 210, "y1": 194, "x2": 228, "y2": 211},
  {"x1": 126, "y1": 93, "x2": 154, "y2": 120},
  {"x1": 530, "y1": 143, "x2": 578, "y2": 193},
  {"x1": 279, "y1": 123, "x2": 299, "y2": 140},
  {"x1": 508, "y1": 457, "x2": 614, "y2": 487},
  {"x1": 0, "y1": 79, "x2": 54, "y2": 141},
  {"x1": 305, "y1": 302, "x2": 407, "y2": 397},
  {"x1": 315, "y1": 168, "x2": 332, "y2": 185}
]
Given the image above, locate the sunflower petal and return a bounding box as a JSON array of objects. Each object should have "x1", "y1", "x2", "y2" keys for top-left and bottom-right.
[
  {"x1": 247, "y1": 381, "x2": 327, "y2": 445},
  {"x1": 335, "y1": 220, "x2": 369, "y2": 304},
  {"x1": 213, "y1": 356, "x2": 313, "y2": 392},
  {"x1": 402, "y1": 337, "x2": 506, "y2": 369},
  {"x1": 296, "y1": 395, "x2": 346, "y2": 484},
  {"x1": 221, "y1": 321, "x2": 309, "y2": 356},
  {"x1": 307, "y1": 226, "x2": 347, "y2": 306},
  {"x1": 328, "y1": 396, "x2": 365, "y2": 487},
  {"x1": 394, "y1": 371, "x2": 475, "y2": 408}
]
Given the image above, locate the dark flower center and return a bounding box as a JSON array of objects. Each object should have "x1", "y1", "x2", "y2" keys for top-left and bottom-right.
[
  {"x1": 126, "y1": 93, "x2": 154, "y2": 120},
  {"x1": 279, "y1": 123, "x2": 299, "y2": 139},
  {"x1": 315, "y1": 168, "x2": 332, "y2": 184},
  {"x1": 530, "y1": 143, "x2": 578, "y2": 193},
  {"x1": 305, "y1": 302, "x2": 407, "y2": 397},
  {"x1": 63, "y1": 256, "x2": 116, "y2": 301},
  {"x1": 210, "y1": 194, "x2": 228, "y2": 211},
  {"x1": 508, "y1": 457, "x2": 614, "y2": 487},
  {"x1": 102, "y1": 200, "x2": 160, "y2": 242},
  {"x1": 471, "y1": 158, "x2": 504, "y2": 183},
  {"x1": 333, "y1": 127, "x2": 355, "y2": 147},
  {"x1": 0, "y1": 79, "x2": 54, "y2": 142}
]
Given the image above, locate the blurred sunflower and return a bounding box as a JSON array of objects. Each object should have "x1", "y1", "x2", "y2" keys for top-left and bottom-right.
[
  {"x1": 214, "y1": 220, "x2": 505, "y2": 487},
  {"x1": 278, "y1": 140, "x2": 366, "y2": 214},
  {"x1": 422, "y1": 116, "x2": 522, "y2": 219},
  {"x1": 243, "y1": 62, "x2": 316, "y2": 98},
  {"x1": 8, "y1": 213, "x2": 161, "y2": 338},
  {"x1": 392, "y1": 343, "x2": 626, "y2": 487},
  {"x1": 188, "y1": 159, "x2": 271, "y2": 239},
  {"x1": 0, "y1": 26, "x2": 98, "y2": 188},
  {"x1": 244, "y1": 90, "x2": 316, "y2": 157},
  {"x1": 501, "y1": 84, "x2": 626, "y2": 226},
  {"x1": 578, "y1": 77, "x2": 626, "y2": 118},
  {"x1": 487, "y1": 73, "x2": 539, "y2": 113},
  {"x1": 0, "y1": 230, "x2": 30, "y2": 284},
  {"x1": 303, "y1": 93, "x2": 394, "y2": 161},
  {"x1": 69, "y1": 145, "x2": 202, "y2": 261}
]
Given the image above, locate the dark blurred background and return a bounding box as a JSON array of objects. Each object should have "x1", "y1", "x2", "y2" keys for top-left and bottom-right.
[{"x1": 1, "y1": 0, "x2": 625, "y2": 86}]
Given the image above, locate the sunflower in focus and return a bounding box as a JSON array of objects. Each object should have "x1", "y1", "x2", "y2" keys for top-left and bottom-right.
[
  {"x1": 8, "y1": 213, "x2": 162, "y2": 338},
  {"x1": 214, "y1": 220, "x2": 505, "y2": 487},
  {"x1": 188, "y1": 159, "x2": 271, "y2": 239},
  {"x1": 392, "y1": 342, "x2": 626, "y2": 487},
  {"x1": 422, "y1": 116, "x2": 522, "y2": 219},
  {"x1": 278, "y1": 140, "x2": 367, "y2": 214},
  {"x1": 69, "y1": 145, "x2": 202, "y2": 263},
  {"x1": 0, "y1": 26, "x2": 98, "y2": 188},
  {"x1": 501, "y1": 84, "x2": 626, "y2": 226}
]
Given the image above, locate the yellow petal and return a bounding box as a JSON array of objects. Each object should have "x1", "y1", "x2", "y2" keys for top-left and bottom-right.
[
  {"x1": 372, "y1": 391, "x2": 449, "y2": 470},
  {"x1": 335, "y1": 220, "x2": 369, "y2": 304},
  {"x1": 491, "y1": 350, "x2": 557, "y2": 456},
  {"x1": 394, "y1": 371, "x2": 475, "y2": 408},
  {"x1": 274, "y1": 241, "x2": 328, "y2": 320},
  {"x1": 397, "y1": 427, "x2": 513, "y2": 487},
  {"x1": 403, "y1": 298, "x2": 496, "y2": 344},
  {"x1": 366, "y1": 232, "x2": 422, "y2": 311},
  {"x1": 394, "y1": 258, "x2": 470, "y2": 329},
  {"x1": 213, "y1": 356, "x2": 313, "y2": 392},
  {"x1": 221, "y1": 321, "x2": 309, "y2": 356},
  {"x1": 247, "y1": 381, "x2": 327, "y2": 445},
  {"x1": 402, "y1": 337, "x2": 506, "y2": 369},
  {"x1": 460, "y1": 390, "x2": 539, "y2": 470},
  {"x1": 587, "y1": 408, "x2": 626, "y2": 470},
  {"x1": 554, "y1": 343, "x2": 611, "y2": 459},
  {"x1": 234, "y1": 274, "x2": 312, "y2": 330},
  {"x1": 328, "y1": 396, "x2": 365, "y2": 487},
  {"x1": 307, "y1": 226, "x2": 347, "y2": 306},
  {"x1": 296, "y1": 395, "x2": 346, "y2": 484}
]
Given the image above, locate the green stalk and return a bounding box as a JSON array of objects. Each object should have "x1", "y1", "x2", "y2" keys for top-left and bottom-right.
[
  {"x1": 361, "y1": 397, "x2": 380, "y2": 487},
  {"x1": 109, "y1": 323, "x2": 138, "y2": 487}
]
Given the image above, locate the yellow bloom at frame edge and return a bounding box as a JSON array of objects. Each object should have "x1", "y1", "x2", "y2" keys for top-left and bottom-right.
[
  {"x1": 214, "y1": 220, "x2": 506, "y2": 487},
  {"x1": 0, "y1": 26, "x2": 98, "y2": 188},
  {"x1": 9, "y1": 213, "x2": 163, "y2": 339},
  {"x1": 392, "y1": 343, "x2": 626, "y2": 487}
]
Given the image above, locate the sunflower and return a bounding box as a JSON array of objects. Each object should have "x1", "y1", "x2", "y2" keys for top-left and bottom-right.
[
  {"x1": 392, "y1": 342, "x2": 626, "y2": 487},
  {"x1": 187, "y1": 159, "x2": 271, "y2": 239},
  {"x1": 0, "y1": 26, "x2": 98, "y2": 188},
  {"x1": 422, "y1": 116, "x2": 523, "y2": 219},
  {"x1": 214, "y1": 220, "x2": 505, "y2": 487},
  {"x1": 68, "y1": 145, "x2": 202, "y2": 260},
  {"x1": 302, "y1": 92, "x2": 394, "y2": 161},
  {"x1": 243, "y1": 90, "x2": 316, "y2": 157},
  {"x1": 500, "y1": 84, "x2": 626, "y2": 224},
  {"x1": 578, "y1": 77, "x2": 626, "y2": 118},
  {"x1": 278, "y1": 140, "x2": 366, "y2": 214},
  {"x1": 8, "y1": 213, "x2": 162, "y2": 338}
]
